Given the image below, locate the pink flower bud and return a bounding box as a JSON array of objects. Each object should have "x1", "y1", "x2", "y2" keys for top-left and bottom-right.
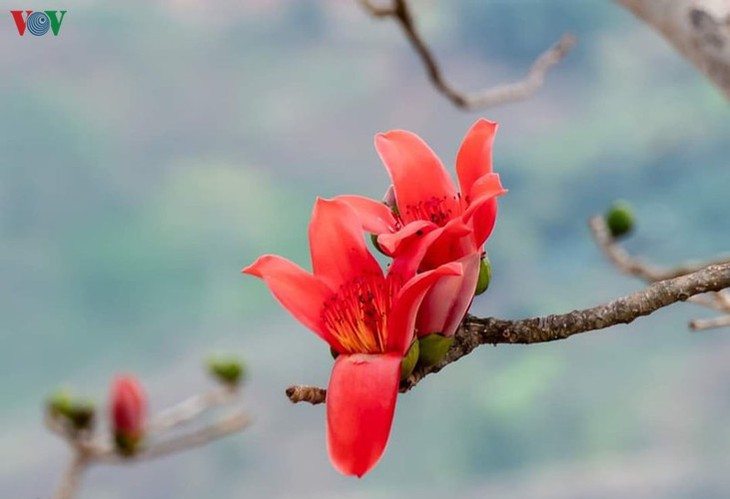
[{"x1": 109, "y1": 375, "x2": 146, "y2": 440}]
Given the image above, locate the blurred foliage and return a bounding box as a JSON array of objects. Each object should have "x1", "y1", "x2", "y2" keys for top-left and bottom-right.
[{"x1": 1, "y1": 1, "x2": 730, "y2": 498}]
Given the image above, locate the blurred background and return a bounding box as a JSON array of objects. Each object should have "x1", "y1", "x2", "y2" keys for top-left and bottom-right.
[{"x1": 2, "y1": 0, "x2": 729, "y2": 497}]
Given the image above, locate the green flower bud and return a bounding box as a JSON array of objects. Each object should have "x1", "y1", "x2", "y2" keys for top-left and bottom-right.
[
  {"x1": 47, "y1": 389, "x2": 74, "y2": 419},
  {"x1": 400, "y1": 340, "x2": 419, "y2": 381},
  {"x1": 418, "y1": 333, "x2": 454, "y2": 368},
  {"x1": 330, "y1": 346, "x2": 340, "y2": 360},
  {"x1": 475, "y1": 257, "x2": 491, "y2": 296},
  {"x1": 207, "y1": 356, "x2": 246, "y2": 386},
  {"x1": 605, "y1": 200, "x2": 635, "y2": 239},
  {"x1": 68, "y1": 399, "x2": 96, "y2": 432},
  {"x1": 47, "y1": 389, "x2": 96, "y2": 432}
]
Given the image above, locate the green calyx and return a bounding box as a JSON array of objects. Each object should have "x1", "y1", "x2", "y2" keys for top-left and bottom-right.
[
  {"x1": 417, "y1": 333, "x2": 454, "y2": 368},
  {"x1": 400, "y1": 340, "x2": 420, "y2": 381},
  {"x1": 475, "y1": 257, "x2": 491, "y2": 296},
  {"x1": 605, "y1": 200, "x2": 635, "y2": 239},
  {"x1": 114, "y1": 432, "x2": 143, "y2": 457},
  {"x1": 207, "y1": 356, "x2": 246, "y2": 386},
  {"x1": 47, "y1": 389, "x2": 96, "y2": 432}
]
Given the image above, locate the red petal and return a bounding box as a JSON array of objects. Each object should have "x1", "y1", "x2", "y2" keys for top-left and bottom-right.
[
  {"x1": 416, "y1": 253, "x2": 480, "y2": 337},
  {"x1": 375, "y1": 130, "x2": 460, "y2": 224},
  {"x1": 418, "y1": 217, "x2": 477, "y2": 270},
  {"x1": 387, "y1": 262, "x2": 462, "y2": 355},
  {"x1": 242, "y1": 255, "x2": 339, "y2": 347},
  {"x1": 463, "y1": 173, "x2": 507, "y2": 248},
  {"x1": 377, "y1": 220, "x2": 436, "y2": 257},
  {"x1": 309, "y1": 198, "x2": 383, "y2": 289},
  {"x1": 326, "y1": 353, "x2": 401, "y2": 477},
  {"x1": 110, "y1": 375, "x2": 146, "y2": 435},
  {"x1": 456, "y1": 119, "x2": 498, "y2": 204},
  {"x1": 334, "y1": 195, "x2": 399, "y2": 234}
]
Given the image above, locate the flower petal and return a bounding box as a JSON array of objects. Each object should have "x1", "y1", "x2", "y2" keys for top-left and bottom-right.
[
  {"x1": 242, "y1": 255, "x2": 338, "y2": 346},
  {"x1": 419, "y1": 216, "x2": 477, "y2": 270},
  {"x1": 377, "y1": 220, "x2": 436, "y2": 257},
  {"x1": 110, "y1": 376, "x2": 147, "y2": 435},
  {"x1": 375, "y1": 130, "x2": 460, "y2": 224},
  {"x1": 456, "y1": 119, "x2": 498, "y2": 203},
  {"x1": 416, "y1": 253, "x2": 480, "y2": 337},
  {"x1": 463, "y1": 173, "x2": 507, "y2": 247},
  {"x1": 334, "y1": 194, "x2": 399, "y2": 234},
  {"x1": 326, "y1": 353, "x2": 401, "y2": 478},
  {"x1": 309, "y1": 198, "x2": 383, "y2": 289},
  {"x1": 387, "y1": 262, "x2": 463, "y2": 355}
]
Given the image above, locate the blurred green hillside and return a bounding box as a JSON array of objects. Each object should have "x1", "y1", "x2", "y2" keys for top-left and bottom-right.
[{"x1": 1, "y1": 1, "x2": 729, "y2": 498}]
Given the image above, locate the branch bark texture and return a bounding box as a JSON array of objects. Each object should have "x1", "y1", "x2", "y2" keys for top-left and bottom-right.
[
  {"x1": 615, "y1": 0, "x2": 730, "y2": 99},
  {"x1": 287, "y1": 262, "x2": 730, "y2": 404},
  {"x1": 359, "y1": 0, "x2": 574, "y2": 109}
]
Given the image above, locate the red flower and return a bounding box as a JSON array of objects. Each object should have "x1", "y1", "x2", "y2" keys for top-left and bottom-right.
[
  {"x1": 243, "y1": 198, "x2": 462, "y2": 477},
  {"x1": 109, "y1": 375, "x2": 147, "y2": 440},
  {"x1": 337, "y1": 119, "x2": 507, "y2": 338}
]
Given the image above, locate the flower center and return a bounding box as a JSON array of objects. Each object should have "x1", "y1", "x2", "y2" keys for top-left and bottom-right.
[
  {"x1": 401, "y1": 195, "x2": 458, "y2": 227},
  {"x1": 321, "y1": 273, "x2": 396, "y2": 354}
]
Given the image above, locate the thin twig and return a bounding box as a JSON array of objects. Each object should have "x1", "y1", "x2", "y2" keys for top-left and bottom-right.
[
  {"x1": 287, "y1": 262, "x2": 730, "y2": 404},
  {"x1": 589, "y1": 215, "x2": 730, "y2": 330},
  {"x1": 147, "y1": 386, "x2": 238, "y2": 433},
  {"x1": 690, "y1": 315, "x2": 730, "y2": 331},
  {"x1": 98, "y1": 410, "x2": 251, "y2": 463},
  {"x1": 359, "y1": 0, "x2": 575, "y2": 109},
  {"x1": 48, "y1": 385, "x2": 250, "y2": 499},
  {"x1": 54, "y1": 452, "x2": 88, "y2": 499}
]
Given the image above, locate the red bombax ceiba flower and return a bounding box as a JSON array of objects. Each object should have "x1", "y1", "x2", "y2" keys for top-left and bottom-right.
[{"x1": 243, "y1": 198, "x2": 462, "y2": 477}]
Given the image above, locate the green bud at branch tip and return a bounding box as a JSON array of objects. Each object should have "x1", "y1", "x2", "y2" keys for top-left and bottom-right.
[
  {"x1": 605, "y1": 200, "x2": 635, "y2": 239},
  {"x1": 206, "y1": 355, "x2": 246, "y2": 387}
]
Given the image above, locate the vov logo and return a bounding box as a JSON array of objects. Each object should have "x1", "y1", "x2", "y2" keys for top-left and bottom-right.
[{"x1": 11, "y1": 10, "x2": 67, "y2": 36}]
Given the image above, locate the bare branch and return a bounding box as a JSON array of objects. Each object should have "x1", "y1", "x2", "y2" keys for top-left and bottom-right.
[
  {"x1": 589, "y1": 215, "x2": 730, "y2": 330},
  {"x1": 359, "y1": 0, "x2": 575, "y2": 109},
  {"x1": 358, "y1": 0, "x2": 396, "y2": 17},
  {"x1": 287, "y1": 261, "x2": 730, "y2": 404},
  {"x1": 54, "y1": 453, "x2": 89, "y2": 499},
  {"x1": 49, "y1": 384, "x2": 250, "y2": 499},
  {"x1": 98, "y1": 410, "x2": 251, "y2": 463},
  {"x1": 614, "y1": 0, "x2": 730, "y2": 100},
  {"x1": 286, "y1": 385, "x2": 327, "y2": 405},
  {"x1": 147, "y1": 386, "x2": 239, "y2": 433}
]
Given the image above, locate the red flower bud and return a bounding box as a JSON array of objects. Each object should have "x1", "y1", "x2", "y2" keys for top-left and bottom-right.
[{"x1": 109, "y1": 375, "x2": 146, "y2": 441}]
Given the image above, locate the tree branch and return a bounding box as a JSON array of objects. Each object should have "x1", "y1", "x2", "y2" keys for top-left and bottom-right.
[
  {"x1": 287, "y1": 261, "x2": 730, "y2": 405},
  {"x1": 614, "y1": 0, "x2": 730, "y2": 100},
  {"x1": 359, "y1": 0, "x2": 575, "y2": 109},
  {"x1": 48, "y1": 385, "x2": 250, "y2": 499},
  {"x1": 54, "y1": 452, "x2": 89, "y2": 499},
  {"x1": 589, "y1": 215, "x2": 730, "y2": 330}
]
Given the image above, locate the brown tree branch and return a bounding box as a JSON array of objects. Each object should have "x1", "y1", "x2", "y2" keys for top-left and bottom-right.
[
  {"x1": 359, "y1": 0, "x2": 575, "y2": 109},
  {"x1": 49, "y1": 386, "x2": 250, "y2": 499},
  {"x1": 589, "y1": 215, "x2": 730, "y2": 331},
  {"x1": 287, "y1": 261, "x2": 730, "y2": 404},
  {"x1": 614, "y1": 0, "x2": 730, "y2": 100}
]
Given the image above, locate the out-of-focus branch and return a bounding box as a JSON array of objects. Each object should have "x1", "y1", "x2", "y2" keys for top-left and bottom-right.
[
  {"x1": 358, "y1": 0, "x2": 575, "y2": 109},
  {"x1": 147, "y1": 386, "x2": 238, "y2": 433},
  {"x1": 49, "y1": 385, "x2": 250, "y2": 499},
  {"x1": 589, "y1": 215, "x2": 730, "y2": 331},
  {"x1": 287, "y1": 261, "x2": 730, "y2": 404},
  {"x1": 614, "y1": 0, "x2": 730, "y2": 99},
  {"x1": 97, "y1": 410, "x2": 251, "y2": 463},
  {"x1": 54, "y1": 453, "x2": 89, "y2": 499}
]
